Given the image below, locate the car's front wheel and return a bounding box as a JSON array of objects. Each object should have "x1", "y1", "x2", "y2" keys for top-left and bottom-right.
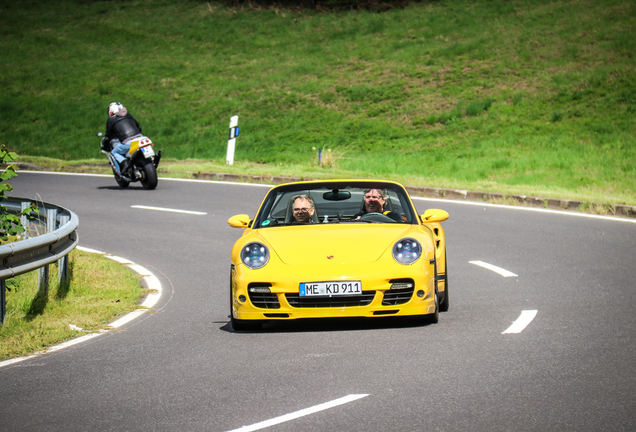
[
  {"x1": 412, "y1": 290, "x2": 439, "y2": 326},
  {"x1": 426, "y1": 258, "x2": 441, "y2": 324},
  {"x1": 439, "y1": 251, "x2": 449, "y2": 312},
  {"x1": 229, "y1": 283, "x2": 262, "y2": 331},
  {"x1": 230, "y1": 308, "x2": 262, "y2": 331},
  {"x1": 231, "y1": 315, "x2": 262, "y2": 331},
  {"x1": 427, "y1": 291, "x2": 440, "y2": 324}
]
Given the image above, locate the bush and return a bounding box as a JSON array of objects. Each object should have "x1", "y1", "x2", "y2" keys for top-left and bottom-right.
[{"x1": 0, "y1": 146, "x2": 37, "y2": 242}]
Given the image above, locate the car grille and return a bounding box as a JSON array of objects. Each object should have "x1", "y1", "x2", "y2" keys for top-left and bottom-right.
[
  {"x1": 249, "y1": 292, "x2": 280, "y2": 309},
  {"x1": 285, "y1": 291, "x2": 376, "y2": 308}
]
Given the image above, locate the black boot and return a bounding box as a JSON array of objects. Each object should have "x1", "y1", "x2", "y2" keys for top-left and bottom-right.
[{"x1": 120, "y1": 160, "x2": 130, "y2": 176}]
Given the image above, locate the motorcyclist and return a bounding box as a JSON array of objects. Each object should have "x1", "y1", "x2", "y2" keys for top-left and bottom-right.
[{"x1": 102, "y1": 102, "x2": 143, "y2": 176}]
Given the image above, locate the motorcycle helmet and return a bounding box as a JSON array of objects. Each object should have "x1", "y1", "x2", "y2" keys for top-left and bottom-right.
[{"x1": 108, "y1": 102, "x2": 123, "y2": 117}]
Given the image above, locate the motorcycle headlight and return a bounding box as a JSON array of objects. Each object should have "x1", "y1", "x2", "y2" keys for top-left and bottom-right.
[
  {"x1": 392, "y1": 238, "x2": 422, "y2": 265},
  {"x1": 241, "y1": 242, "x2": 270, "y2": 269}
]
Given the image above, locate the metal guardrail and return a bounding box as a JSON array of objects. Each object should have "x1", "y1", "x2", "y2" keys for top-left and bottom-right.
[{"x1": 0, "y1": 197, "x2": 79, "y2": 324}]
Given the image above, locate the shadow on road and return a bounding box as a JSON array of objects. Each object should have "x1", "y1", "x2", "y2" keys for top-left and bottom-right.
[{"x1": 219, "y1": 315, "x2": 438, "y2": 334}]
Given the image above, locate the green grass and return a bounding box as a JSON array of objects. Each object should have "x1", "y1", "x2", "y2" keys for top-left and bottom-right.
[
  {"x1": 0, "y1": 249, "x2": 142, "y2": 361},
  {"x1": 1, "y1": 0, "x2": 635, "y2": 204}
]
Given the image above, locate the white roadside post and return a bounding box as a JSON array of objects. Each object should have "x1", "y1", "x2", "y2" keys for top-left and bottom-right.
[{"x1": 226, "y1": 115, "x2": 239, "y2": 165}]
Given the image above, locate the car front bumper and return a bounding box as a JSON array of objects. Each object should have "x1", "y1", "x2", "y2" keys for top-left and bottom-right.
[{"x1": 231, "y1": 260, "x2": 437, "y2": 321}]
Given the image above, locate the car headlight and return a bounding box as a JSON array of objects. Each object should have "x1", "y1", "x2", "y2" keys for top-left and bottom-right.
[
  {"x1": 392, "y1": 238, "x2": 422, "y2": 265},
  {"x1": 241, "y1": 242, "x2": 270, "y2": 269}
]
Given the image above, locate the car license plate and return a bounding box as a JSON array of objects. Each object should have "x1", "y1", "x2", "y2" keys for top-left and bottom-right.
[
  {"x1": 299, "y1": 281, "x2": 362, "y2": 297},
  {"x1": 141, "y1": 145, "x2": 155, "y2": 158}
]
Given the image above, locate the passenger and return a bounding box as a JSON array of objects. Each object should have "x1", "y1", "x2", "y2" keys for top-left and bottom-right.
[{"x1": 290, "y1": 194, "x2": 315, "y2": 224}]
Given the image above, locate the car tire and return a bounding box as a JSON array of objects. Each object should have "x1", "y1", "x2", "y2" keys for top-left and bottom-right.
[
  {"x1": 427, "y1": 291, "x2": 440, "y2": 324},
  {"x1": 439, "y1": 251, "x2": 449, "y2": 312},
  {"x1": 230, "y1": 315, "x2": 262, "y2": 331},
  {"x1": 229, "y1": 280, "x2": 262, "y2": 331},
  {"x1": 427, "y1": 258, "x2": 440, "y2": 324},
  {"x1": 412, "y1": 290, "x2": 439, "y2": 326}
]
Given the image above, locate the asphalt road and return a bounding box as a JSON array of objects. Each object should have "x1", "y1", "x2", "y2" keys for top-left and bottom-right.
[{"x1": 1, "y1": 172, "x2": 635, "y2": 432}]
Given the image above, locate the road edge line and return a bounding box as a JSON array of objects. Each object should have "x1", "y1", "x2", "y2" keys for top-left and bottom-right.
[{"x1": 0, "y1": 246, "x2": 162, "y2": 368}]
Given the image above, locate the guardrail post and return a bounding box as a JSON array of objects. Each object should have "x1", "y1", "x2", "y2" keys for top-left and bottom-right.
[
  {"x1": 58, "y1": 215, "x2": 70, "y2": 285},
  {"x1": 37, "y1": 209, "x2": 57, "y2": 297},
  {"x1": 20, "y1": 201, "x2": 30, "y2": 239},
  {"x1": 1, "y1": 280, "x2": 5, "y2": 326}
]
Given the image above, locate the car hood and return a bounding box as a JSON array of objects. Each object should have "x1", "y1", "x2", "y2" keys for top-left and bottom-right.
[{"x1": 257, "y1": 225, "x2": 416, "y2": 265}]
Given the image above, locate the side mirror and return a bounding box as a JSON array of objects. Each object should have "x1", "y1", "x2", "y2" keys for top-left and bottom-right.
[
  {"x1": 421, "y1": 209, "x2": 449, "y2": 223},
  {"x1": 228, "y1": 214, "x2": 251, "y2": 228}
]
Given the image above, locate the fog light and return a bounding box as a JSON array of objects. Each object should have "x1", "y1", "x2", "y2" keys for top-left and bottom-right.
[
  {"x1": 390, "y1": 282, "x2": 414, "y2": 290},
  {"x1": 416, "y1": 290, "x2": 425, "y2": 298},
  {"x1": 249, "y1": 286, "x2": 271, "y2": 294},
  {"x1": 238, "y1": 295, "x2": 247, "y2": 302}
]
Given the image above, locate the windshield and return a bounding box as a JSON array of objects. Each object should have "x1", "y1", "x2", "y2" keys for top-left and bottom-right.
[{"x1": 253, "y1": 183, "x2": 418, "y2": 228}]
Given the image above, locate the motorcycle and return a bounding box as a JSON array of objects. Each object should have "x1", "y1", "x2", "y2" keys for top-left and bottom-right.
[{"x1": 97, "y1": 133, "x2": 161, "y2": 190}]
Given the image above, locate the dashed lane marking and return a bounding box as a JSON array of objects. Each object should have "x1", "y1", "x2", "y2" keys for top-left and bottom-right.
[
  {"x1": 131, "y1": 205, "x2": 206, "y2": 215},
  {"x1": 469, "y1": 260, "x2": 518, "y2": 277},
  {"x1": 225, "y1": 394, "x2": 370, "y2": 432},
  {"x1": 502, "y1": 310, "x2": 538, "y2": 334}
]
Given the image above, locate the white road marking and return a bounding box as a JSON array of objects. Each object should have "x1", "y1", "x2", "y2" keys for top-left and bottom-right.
[
  {"x1": 107, "y1": 255, "x2": 134, "y2": 265},
  {"x1": 161, "y1": 176, "x2": 272, "y2": 188},
  {"x1": 225, "y1": 394, "x2": 370, "y2": 432},
  {"x1": 131, "y1": 205, "x2": 206, "y2": 215},
  {"x1": 469, "y1": 260, "x2": 518, "y2": 277},
  {"x1": 412, "y1": 196, "x2": 636, "y2": 224},
  {"x1": 16, "y1": 171, "x2": 114, "y2": 178},
  {"x1": 15, "y1": 171, "x2": 636, "y2": 223},
  {"x1": 502, "y1": 310, "x2": 538, "y2": 334},
  {"x1": 0, "y1": 246, "x2": 164, "y2": 369},
  {"x1": 16, "y1": 170, "x2": 272, "y2": 188}
]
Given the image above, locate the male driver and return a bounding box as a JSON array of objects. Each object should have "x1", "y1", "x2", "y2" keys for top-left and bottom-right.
[
  {"x1": 362, "y1": 188, "x2": 387, "y2": 214},
  {"x1": 291, "y1": 194, "x2": 315, "y2": 224},
  {"x1": 356, "y1": 188, "x2": 402, "y2": 222}
]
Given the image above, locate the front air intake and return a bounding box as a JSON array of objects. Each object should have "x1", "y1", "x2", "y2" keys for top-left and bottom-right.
[
  {"x1": 383, "y1": 279, "x2": 415, "y2": 305},
  {"x1": 247, "y1": 283, "x2": 280, "y2": 309}
]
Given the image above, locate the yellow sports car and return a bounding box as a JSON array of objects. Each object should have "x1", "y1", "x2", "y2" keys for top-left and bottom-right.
[{"x1": 227, "y1": 180, "x2": 449, "y2": 331}]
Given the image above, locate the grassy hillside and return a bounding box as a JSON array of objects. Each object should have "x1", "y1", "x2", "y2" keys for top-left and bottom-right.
[{"x1": 1, "y1": 0, "x2": 635, "y2": 204}]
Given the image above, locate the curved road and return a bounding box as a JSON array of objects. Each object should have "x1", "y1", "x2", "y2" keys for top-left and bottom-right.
[{"x1": 2, "y1": 172, "x2": 635, "y2": 431}]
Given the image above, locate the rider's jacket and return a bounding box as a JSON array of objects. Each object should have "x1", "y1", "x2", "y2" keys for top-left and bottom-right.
[{"x1": 105, "y1": 107, "x2": 142, "y2": 145}]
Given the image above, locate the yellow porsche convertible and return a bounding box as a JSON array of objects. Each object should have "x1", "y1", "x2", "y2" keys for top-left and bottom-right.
[{"x1": 227, "y1": 180, "x2": 449, "y2": 331}]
